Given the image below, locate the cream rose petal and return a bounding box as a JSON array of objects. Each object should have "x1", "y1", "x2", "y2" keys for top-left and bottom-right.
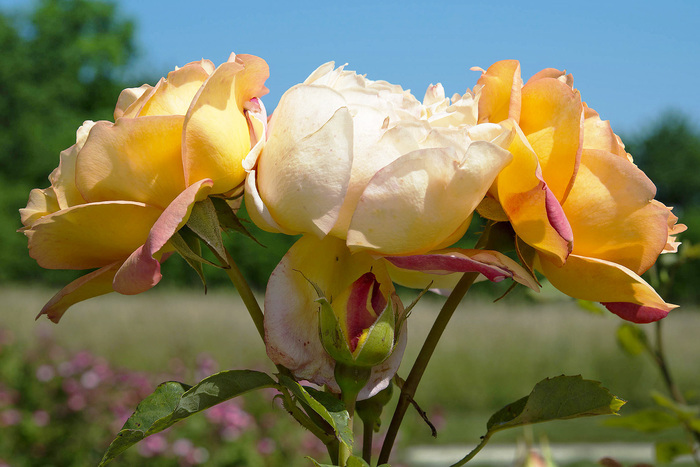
[
  {"x1": 254, "y1": 85, "x2": 354, "y2": 237},
  {"x1": 347, "y1": 141, "x2": 512, "y2": 255}
]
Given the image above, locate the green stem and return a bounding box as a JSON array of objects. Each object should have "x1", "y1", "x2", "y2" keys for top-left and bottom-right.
[
  {"x1": 339, "y1": 390, "x2": 358, "y2": 467},
  {"x1": 362, "y1": 417, "x2": 373, "y2": 464},
  {"x1": 377, "y1": 271, "x2": 479, "y2": 464},
  {"x1": 450, "y1": 432, "x2": 492, "y2": 467},
  {"x1": 224, "y1": 250, "x2": 265, "y2": 341}
]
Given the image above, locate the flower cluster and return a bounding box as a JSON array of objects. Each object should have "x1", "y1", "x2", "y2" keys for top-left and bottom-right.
[{"x1": 21, "y1": 55, "x2": 684, "y2": 402}]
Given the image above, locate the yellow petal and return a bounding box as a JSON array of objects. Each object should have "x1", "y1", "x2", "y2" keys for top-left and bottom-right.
[
  {"x1": 50, "y1": 121, "x2": 94, "y2": 209},
  {"x1": 75, "y1": 116, "x2": 186, "y2": 210},
  {"x1": 582, "y1": 104, "x2": 628, "y2": 158},
  {"x1": 137, "y1": 61, "x2": 212, "y2": 117},
  {"x1": 538, "y1": 253, "x2": 676, "y2": 322},
  {"x1": 348, "y1": 142, "x2": 511, "y2": 255},
  {"x1": 563, "y1": 149, "x2": 673, "y2": 274},
  {"x1": 114, "y1": 84, "x2": 152, "y2": 120},
  {"x1": 476, "y1": 60, "x2": 523, "y2": 123},
  {"x1": 495, "y1": 123, "x2": 573, "y2": 264},
  {"x1": 183, "y1": 57, "x2": 269, "y2": 194},
  {"x1": 25, "y1": 201, "x2": 162, "y2": 269},
  {"x1": 37, "y1": 262, "x2": 121, "y2": 323},
  {"x1": 520, "y1": 77, "x2": 583, "y2": 202}
]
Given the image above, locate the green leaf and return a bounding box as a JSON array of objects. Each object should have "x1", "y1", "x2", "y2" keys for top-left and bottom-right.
[
  {"x1": 99, "y1": 370, "x2": 277, "y2": 466},
  {"x1": 486, "y1": 375, "x2": 625, "y2": 433},
  {"x1": 616, "y1": 323, "x2": 649, "y2": 356},
  {"x1": 347, "y1": 456, "x2": 371, "y2": 467},
  {"x1": 280, "y1": 375, "x2": 353, "y2": 449},
  {"x1": 656, "y1": 440, "x2": 693, "y2": 463},
  {"x1": 186, "y1": 198, "x2": 228, "y2": 266},
  {"x1": 652, "y1": 391, "x2": 700, "y2": 419},
  {"x1": 603, "y1": 408, "x2": 680, "y2": 432},
  {"x1": 210, "y1": 196, "x2": 261, "y2": 244},
  {"x1": 99, "y1": 382, "x2": 190, "y2": 465}
]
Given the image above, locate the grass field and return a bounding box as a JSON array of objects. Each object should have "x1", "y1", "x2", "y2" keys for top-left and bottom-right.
[{"x1": 2, "y1": 284, "x2": 698, "y2": 464}]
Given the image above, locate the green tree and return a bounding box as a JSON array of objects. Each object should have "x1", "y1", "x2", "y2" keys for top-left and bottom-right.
[{"x1": 0, "y1": 0, "x2": 138, "y2": 283}]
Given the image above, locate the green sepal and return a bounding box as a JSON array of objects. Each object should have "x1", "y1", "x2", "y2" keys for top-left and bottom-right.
[
  {"x1": 317, "y1": 296, "x2": 355, "y2": 365},
  {"x1": 186, "y1": 198, "x2": 228, "y2": 266},
  {"x1": 279, "y1": 375, "x2": 353, "y2": 449},
  {"x1": 169, "y1": 228, "x2": 211, "y2": 290},
  {"x1": 210, "y1": 196, "x2": 261, "y2": 245},
  {"x1": 353, "y1": 301, "x2": 395, "y2": 367},
  {"x1": 98, "y1": 370, "x2": 277, "y2": 466}
]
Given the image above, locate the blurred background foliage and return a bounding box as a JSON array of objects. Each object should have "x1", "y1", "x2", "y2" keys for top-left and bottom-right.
[{"x1": 1, "y1": 0, "x2": 699, "y2": 304}]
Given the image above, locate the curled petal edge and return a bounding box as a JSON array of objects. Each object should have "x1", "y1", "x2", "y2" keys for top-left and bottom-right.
[
  {"x1": 37, "y1": 262, "x2": 122, "y2": 323},
  {"x1": 112, "y1": 179, "x2": 214, "y2": 295},
  {"x1": 384, "y1": 248, "x2": 539, "y2": 291}
]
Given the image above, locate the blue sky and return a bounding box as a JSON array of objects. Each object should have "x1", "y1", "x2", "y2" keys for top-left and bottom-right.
[{"x1": 5, "y1": 0, "x2": 700, "y2": 133}]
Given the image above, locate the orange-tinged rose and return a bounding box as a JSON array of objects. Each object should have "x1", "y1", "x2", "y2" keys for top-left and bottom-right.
[
  {"x1": 475, "y1": 60, "x2": 686, "y2": 322},
  {"x1": 20, "y1": 54, "x2": 269, "y2": 322}
]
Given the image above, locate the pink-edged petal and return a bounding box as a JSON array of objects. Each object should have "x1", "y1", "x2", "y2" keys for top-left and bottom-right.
[
  {"x1": 183, "y1": 56, "x2": 269, "y2": 194},
  {"x1": 347, "y1": 142, "x2": 511, "y2": 255},
  {"x1": 385, "y1": 248, "x2": 539, "y2": 291},
  {"x1": 495, "y1": 122, "x2": 573, "y2": 264},
  {"x1": 520, "y1": 77, "x2": 583, "y2": 203},
  {"x1": 241, "y1": 97, "x2": 268, "y2": 172},
  {"x1": 37, "y1": 262, "x2": 121, "y2": 323},
  {"x1": 75, "y1": 116, "x2": 186, "y2": 210},
  {"x1": 538, "y1": 253, "x2": 677, "y2": 322},
  {"x1": 602, "y1": 303, "x2": 672, "y2": 324},
  {"x1": 113, "y1": 179, "x2": 214, "y2": 295},
  {"x1": 25, "y1": 201, "x2": 163, "y2": 270},
  {"x1": 264, "y1": 235, "x2": 405, "y2": 398}
]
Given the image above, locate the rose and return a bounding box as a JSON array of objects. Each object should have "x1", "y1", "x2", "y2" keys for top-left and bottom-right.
[
  {"x1": 246, "y1": 63, "x2": 537, "y2": 396},
  {"x1": 473, "y1": 60, "x2": 686, "y2": 322},
  {"x1": 20, "y1": 54, "x2": 269, "y2": 322}
]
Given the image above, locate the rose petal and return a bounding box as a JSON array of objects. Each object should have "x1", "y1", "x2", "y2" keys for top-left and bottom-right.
[
  {"x1": 75, "y1": 116, "x2": 186, "y2": 210},
  {"x1": 256, "y1": 85, "x2": 354, "y2": 236},
  {"x1": 563, "y1": 149, "x2": 672, "y2": 274},
  {"x1": 183, "y1": 57, "x2": 269, "y2": 194},
  {"x1": 136, "y1": 61, "x2": 212, "y2": 117},
  {"x1": 347, "y1": 141, "x2": 511, "y2": 255},
  {"x1": 37, "y1": 262, "x2": 122, "y2": 323},
  {"x1": 112, "y1": 179, "x2": 214, "y2": 295},
  {"x1": 25, "y1": 201, "x2": 162, "y2": 269},
  {"x1": 538, "y1": 253, "x2": 677, "y2": 321},
  {"x1": 495, "y1": 122, "x2": 573, "y2": 264},
  {"x1": 476, "y1": 59, "x2": 523, "y2": 123},
  {"x1": 520, "y1": 77, "x2": 583, "y2": 203},
  {"x1": 385, "y1": 248, "x2": 539, "y2": 291}
]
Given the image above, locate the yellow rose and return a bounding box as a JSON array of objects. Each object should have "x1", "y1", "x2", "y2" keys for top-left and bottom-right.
[
  {"x1": 20, "y1": 54, "x2": 269, "y2": 322},
  {"x1": 474, "y1": 60, "x2": 686, "y2": 322}
]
